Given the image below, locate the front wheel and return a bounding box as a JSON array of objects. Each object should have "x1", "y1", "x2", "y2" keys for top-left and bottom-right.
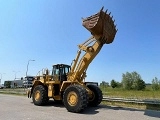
[
  {"x1": 32, "y1": 85, "x2": 49, "y2": 106},
  {"x1": 87, "y1": 85, "x2": 103, "y2": 107},
  {"x1": 63, "y1": 85, "x2": 88, "y2": 113}
]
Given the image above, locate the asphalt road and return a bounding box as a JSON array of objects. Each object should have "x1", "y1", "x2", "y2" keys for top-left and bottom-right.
[{"x1": 0, "y1": 94, "x2": 160, "y2": 120}]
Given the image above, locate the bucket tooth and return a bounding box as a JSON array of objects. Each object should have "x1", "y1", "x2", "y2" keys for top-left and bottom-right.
[
  {"x1": 111, "y1": 16, "x2": 113, "y2": 19},
  {"x1": 105, "y1": 9, "x2": 108, "y2": 13},
  {"x1": 100, "y1": 6, "x2": 104, "y2": 11}
]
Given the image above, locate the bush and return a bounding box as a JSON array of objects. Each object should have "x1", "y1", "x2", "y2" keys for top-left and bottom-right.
[
  {"x1": 110, "y1": 79, "x2": 117, "y2": 88},
  {"x1": 132, "y1": 79, "x2": 146, "y2": 90},
  {"x1": 152, "y1": 77, "x2": 160, "y2": 90}
]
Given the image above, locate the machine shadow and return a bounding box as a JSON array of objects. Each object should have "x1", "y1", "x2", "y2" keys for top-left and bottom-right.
[
  {"x1": 30, "y1": 100, "x2": 100, "y2": 114},
  {"x1": 45, "y1": 100, "x2": 64, "y2": 108},
  {"x1": 80, "y1": 107, "x2": 100, "y2": 114},
  {"x1": 30, "y1": 100, "x2": 64, "y2": 108},
  {"x1": 46, "y1": 100, "x2": 100, "y2": 114}
]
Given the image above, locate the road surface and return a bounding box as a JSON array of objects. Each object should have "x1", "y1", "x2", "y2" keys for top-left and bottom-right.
[{"x1": 0, "y1": 94, "x2": 160, "y2": 120}]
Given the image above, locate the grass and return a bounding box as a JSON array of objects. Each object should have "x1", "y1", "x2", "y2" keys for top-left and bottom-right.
[
  {"x1": 0, "y1": 88, "x2": 27, "y2": 96},
  {"x1": 101, "y1": 86, "x2": 160, "y2": 111},
  {"x1": 101, "y1": 86, "x2": 160, "y2": 100}
]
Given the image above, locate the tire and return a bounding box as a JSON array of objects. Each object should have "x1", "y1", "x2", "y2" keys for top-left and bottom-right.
[
  {"x1": 63, "y1": 85, "x2": 88, "y2": 113},
  {"x1": 32, "y1": 85, "x2": 49, "y2": 106},
  {"x1": 87, "y1": 85, "x2": 102, "y2": 107}
]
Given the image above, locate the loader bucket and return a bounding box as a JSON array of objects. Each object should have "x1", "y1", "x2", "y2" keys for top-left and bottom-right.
[{"x1": 82, "y1": 7, "x2": 118, "y2": 44}]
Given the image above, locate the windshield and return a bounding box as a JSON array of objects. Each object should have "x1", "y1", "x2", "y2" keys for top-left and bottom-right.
[{"x1": 52, "y1": 65, "x2": 70, "y2": 76}]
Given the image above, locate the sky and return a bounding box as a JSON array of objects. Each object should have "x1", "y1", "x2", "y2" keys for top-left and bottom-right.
[{"x1": 0, "y1": 0, "x2": 160, "y2": 84}]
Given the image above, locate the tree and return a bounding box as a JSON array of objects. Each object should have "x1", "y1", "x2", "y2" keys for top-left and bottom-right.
[
  {"x1": 4, "y1": 81, "x2": 11, "y2": 88},
  {"x1": 121, "y1": 72, "x2": 133, "y2": 90},
  {"x1": 152, "y1": 77, "x2": 160, "y2": 90},
  {"x1": 121, "y1": 71, "x2": 146, "y2": 90},
  {"x1": 116, "y1": 82, "x2": 122, "y2": 88},
  {"x1": 100, "y1": 81, "x2": 109, "y2": 87},
  {"x1": 110, "y1": 79, "x2": 117, "y2": 88}
]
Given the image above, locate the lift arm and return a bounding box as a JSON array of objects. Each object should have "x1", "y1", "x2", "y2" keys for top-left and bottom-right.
[{"x1": 67, "y1": 7, "x2": 118, "y2": 83}]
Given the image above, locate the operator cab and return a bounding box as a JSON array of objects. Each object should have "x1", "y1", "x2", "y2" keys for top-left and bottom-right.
[{"x1": 52, "y1": 64, "x2": 71, "y2": 81}]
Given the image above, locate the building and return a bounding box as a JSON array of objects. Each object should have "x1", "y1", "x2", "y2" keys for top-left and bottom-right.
[
  {"x1": 4, "y1": 80, "x2": 23, "y2": 88},
  {"x1": 23, "y1": 76, "x2": 35, "y2": 88},
  {"x1": 4, "y1": 76, "x2": 35, "y2": 88},
  {"x1": 0, "y1": 84, "x2": 4, "y2": 89}
]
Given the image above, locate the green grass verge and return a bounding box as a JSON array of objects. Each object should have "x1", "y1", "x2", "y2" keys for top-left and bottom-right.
[
  {"x1": 101, "y1": 87, "x2": 160, "y2": 99},
  {"x1": 0, "y1": 88, "x2": 27, "y2": 96},
  {"x1": 100, "y1": 86, "x2": 160, "y2": 111}
]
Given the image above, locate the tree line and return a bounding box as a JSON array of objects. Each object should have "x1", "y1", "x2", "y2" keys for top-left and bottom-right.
[{"x1": 100, "y1": 71, "x2": 160, "y2": 91}]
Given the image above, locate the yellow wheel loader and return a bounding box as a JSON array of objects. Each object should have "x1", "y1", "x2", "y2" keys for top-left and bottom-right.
[{"x1": 27, "y1": 7, "x2": 117, "y2": 113}]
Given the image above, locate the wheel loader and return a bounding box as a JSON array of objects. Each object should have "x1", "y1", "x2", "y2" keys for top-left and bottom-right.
[{"x1": 27, "y1": 7, "x2": 117, "y2": 113}]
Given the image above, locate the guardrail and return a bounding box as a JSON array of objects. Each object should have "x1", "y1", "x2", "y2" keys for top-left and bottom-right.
[{"x1": 103, "y1": 97, "x2": 160, "y2": 105}]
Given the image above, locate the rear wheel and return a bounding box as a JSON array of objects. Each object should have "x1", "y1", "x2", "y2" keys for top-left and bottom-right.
[
  {"x1": 32, "y1": 85, "x2": 49, "y2": 106},
  {"x1": 87, "y1": 85, "x2": 102, "y2": 106},
  {"x1": 63, "y1": 85, "x2": 88, "y2": 113}
]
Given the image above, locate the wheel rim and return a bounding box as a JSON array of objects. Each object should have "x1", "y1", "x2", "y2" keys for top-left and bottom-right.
[
  {"x1": 34, "y1": 90, "x2": 40, "y2": 101},
  {"x1": 89, "y1": 92, "x2": 95, "y2": 101},
  {"x1": 67, "y1": 91, "x2": 78, "y2": 106}
]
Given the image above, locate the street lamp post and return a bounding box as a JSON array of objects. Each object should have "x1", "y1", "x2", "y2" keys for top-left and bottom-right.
[
  {"x1": 26, "y1": 60, "x2": 35, "y2": 77},
  {"x1": 13, "y1": 71, "x2": 20, "y2": 88},
  {"x1": 0, "y1": 74, "x2": 1, "y2": 88},
  {"x1": 25, "y1": 59, "x2": 35, "y2": 89},
  {"x1": 0, "y1": 73, "x2": 5, "y2": 84}
]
